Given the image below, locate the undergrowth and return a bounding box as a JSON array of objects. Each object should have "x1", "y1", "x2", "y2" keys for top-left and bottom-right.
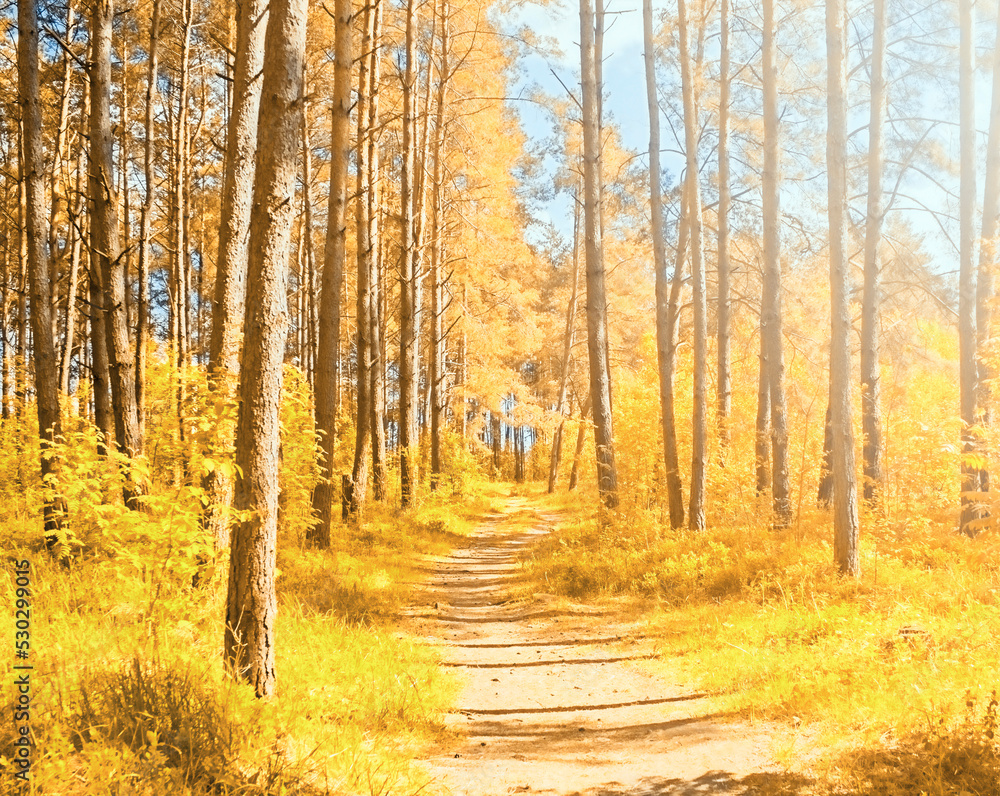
[{"x1": 521, "y1": 484, "x2": 1000, "y2": 795}]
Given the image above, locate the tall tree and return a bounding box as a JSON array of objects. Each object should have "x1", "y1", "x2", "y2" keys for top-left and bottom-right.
[
  {"x1": 90, "y1": 0, "x2": 145, "y2": 503},
  {"x1": 827, "y1": 0, "x2": 859, "y2": 575},
  {"x1": 225, "y1": 0, "x2": 308, "y2": 698},
  {"x1": 205, "y1": 0, "x2": 268, "y2": 548},
  {"x1": 19, "y1": 0, "x2": 69, "y2": 543},
  {"x1": 958, "y1": 0, "x2": 978, "y2": 535},
  {"x1": 643, "y1": 0, "x2": 685, "y2": 528},
  {"x1": 579, "y1": 0, "x2": 618, "y2": 509},
  {"x1": 761, "y1": 0, "x2": 791, "y2": 526},
  {"x1": 861, "y1": 0, "x2": 886, "y2": 509},
  {"x1": 678, "y1": 0, "x2": 707, "y2": 531},
  {"x1": 310, "y1": 0, "x2": 353, "y2": 540},
  {"x1": 975, "y1": 5, "x2": 1000, "y2": 511},
  {"x1": 716, "y1": 0, "x2": 732, "y2": 451}
]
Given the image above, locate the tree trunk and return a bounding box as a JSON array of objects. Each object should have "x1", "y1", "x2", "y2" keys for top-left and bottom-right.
[
  {"x1": 351, "y1": 3, "x2": 374, "y2": 515},
  {"x1": 975, "y1": 5, "x2": 1000, "y2": 509},
  {"x1": 136, "y1": 0, "x2": 160, "y2": 445},
  {"x1": 644, "y1": 2, "x2": 685, "y2": 527},
  {"x1": 716, "y1": 0, "x2": 732, "y2": 451},
  {"x1": 204, "y1": 0, "x2": 267, "y2": 548},
  {"x1": 761, "y1": 0, "x2": 791, "y2": 526},
  {"x1": 310, "y1": 0, "x2": 352, "y2": 542},
  {"x1": 225, "y1": 0, "x2": 308, "y2": 698},
  {"x1": 429, "y1": 0, "x2": 450, "y2": 492},
  {"x1": 959, "y1": 0, "x2": 979, "y2": 535},
  {"x1": 548, "y1": 185, "x2": 580, "y2": 494},
  {"x1": 579, "y1": 0, "x2": 618, "y2": 509},
  {"x1": 569, "y1": 393, "x2": 591, "y2": 491},
  {"x1": 60, "y1": 106, "x2": 87, "y2": 397},
  {"x1": 860, "y1": 0, "x2": 886, "y2": 511},
  {"x1": 755, "y1": 335, "x2": 771, "y2": 497},
  {"x1": 678, "y1": 0, "x2": 707, "y2": 531},
  {"x1": 827, "y1": 0, "x2": 859, "y2": 575},
  {"x1": 368, "y1": 0, "x2": 387, "y2": 502},
  {"x1": 19, "y1": 0, "x2": 69, "y2": 543},
  {"x1": 90, "y1": 0, "x2": 145, "y2": 504},
  {"x1": 398, "y1": 0, "x2": 419, "y2": 506}
]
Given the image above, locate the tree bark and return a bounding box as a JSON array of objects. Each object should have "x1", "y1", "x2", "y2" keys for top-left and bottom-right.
[
  {"x1": 678, "y1": 0, "x2": 707, "y2": 531},
  {"x1": 90, "y1": 0, "x2": 145, "y2": 503},
  {"x1": 225, "y1": 0, "x2": 308, "y2": 698},
  {"x1": 761, "y1": 0, "x2": 791, "y2": 526},
  {"x1": 643, "y1": 2, "x2": 685, "y2": 528},
  {"x1": 310, "y1": 0, "x2": 352, "y2": 541},
  {"x1": 716, "y1": 0, "x2": 732, "y2": 451},
  {"x1": 19, "y1": 0, "x2": 69, "y2": 543},
  {"x1": 136, "y1": 0, "x2": 160, "y2": 444},
  {"x1": 568, "y1": 393, "x2": 591, "y2": 491},
  {"x1": 860, "y1": 0, "x2": 886, "y2": 511},
  {"x1": 429, "y1": 0, "x2": 450, "y2": 492},
  {"x1": 580, "y1": 0, "x2": 618, "y2": 509},
  {"x1": 548, "y1": 186, "x2": 580, "y2": 494},
  {"x1": 827, "y1": 0, "x2": 860, "y2": 575},
  {"x1": 204, "y1": 0, "x2": 267, "y2": 548},
  {"x1": 975, "y1": 5, "x2": 1000, "y2": 508},
  {"x1": 368, "y1": 0, "x2": 387, "y2": 502},
  {"x1": 959, "y1": 0, "x2": 978, "y2": 535},
  {"x1": 398, "y1": 0, "x2": 420, "y2": 506}
]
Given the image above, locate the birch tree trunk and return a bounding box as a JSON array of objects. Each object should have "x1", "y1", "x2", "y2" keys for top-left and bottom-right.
[
  {"x1": 310, "y1": 0, "x2": 352, "y2": 541},
  {"x1": 827, "y1": 0, "x2": 859, "y2": 575},
  {"x1": 580, "y1": 0, "x2": 618, "y2": 509},
  {"x1": 678, "y1": 0, "x2": 707, "y2": 531},
  {"x1": 19, "y1": 0, "x2": 69, "y2": 542},
  {"x1": 225, "y1": 0, "x2": 308, "y2": 698}
]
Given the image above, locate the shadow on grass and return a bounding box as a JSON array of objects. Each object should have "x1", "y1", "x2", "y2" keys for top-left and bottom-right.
[{"x1": 576, "y1": 771, "x2": 816, "y2": 795}]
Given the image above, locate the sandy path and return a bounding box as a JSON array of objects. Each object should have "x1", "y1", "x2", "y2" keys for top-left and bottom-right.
[{"x1": 407, "y1": 497, "x2": 790, "y2": 796}]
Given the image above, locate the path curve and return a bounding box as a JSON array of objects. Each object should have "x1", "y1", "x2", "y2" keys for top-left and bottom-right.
[{"x1": 408, "y1": 496, "x2": 787, "y2": 796}]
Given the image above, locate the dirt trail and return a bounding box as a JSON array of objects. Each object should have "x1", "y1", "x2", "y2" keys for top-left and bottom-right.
[{"x1": 407, "y1": 497, "x2": 793, "y2": 796}]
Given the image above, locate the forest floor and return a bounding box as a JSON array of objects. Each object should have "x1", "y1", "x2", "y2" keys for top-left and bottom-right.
[{"x1": 403, "y1": 496, "x2": 814, "y2": 796}]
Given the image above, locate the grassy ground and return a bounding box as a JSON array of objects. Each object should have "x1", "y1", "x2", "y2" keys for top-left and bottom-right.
[
  {"x1": 517, "y1": 483, "x2": 1000, "y2": 796},
  {"x1": 0, "y1": 477, "x2": 510, "y2": 795}
]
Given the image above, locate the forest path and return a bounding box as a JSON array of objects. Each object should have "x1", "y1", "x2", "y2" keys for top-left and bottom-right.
[{"x1": 405, "y1": 494, "x2": 799, "y2": 796}]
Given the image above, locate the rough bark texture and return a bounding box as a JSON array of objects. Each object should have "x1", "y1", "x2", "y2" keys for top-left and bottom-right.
[
  {"x1": 958, "y1": 0, "x2": 978, "y2": 535},
  {"x1": 19, "y1": 0, "x2": 69, "y2": 543},
  {"x1": 90, "y1": 0, "x2": 145, "y2": 503},
  {"x1": 203, "y1": 0, "x2": 267, "y2": 549},
  {"x1": 761, "y1": 0, "x2": 791, "y2": 526},
  {"x1": 678, "y1": 0, "x2": 707, "y2": 532},
  {"x1": 859, "y1": 0, "x2": 886, "y2": 511},
  {"x1": 310, "y1": 0, "x2": 352, "y2": 541},
  {"x1": 580, "y1": 0, "x2": 618, "y2": 509},
  {"x1": 225, "y1": 0, "x2": 307, "y2": 698},
  {"x1": 827, "y1": 0, "x2": 860, "y2": 576}
]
